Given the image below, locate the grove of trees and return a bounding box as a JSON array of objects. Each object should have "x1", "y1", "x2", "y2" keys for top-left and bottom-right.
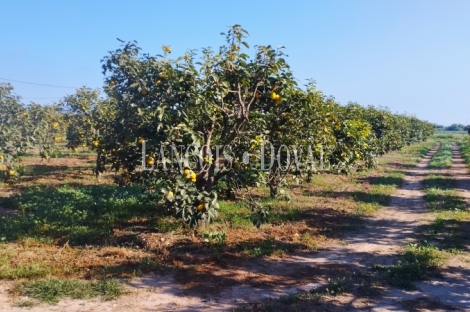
[{"x1": 0, "y1": 25, "x2": 435, "y2": 227}]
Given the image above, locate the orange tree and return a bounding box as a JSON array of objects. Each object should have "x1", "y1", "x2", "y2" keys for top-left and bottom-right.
[
  {"x1": 62, "y1": 86, "x2": 117, "y2": 176},
  {"x1": 341, "y1": 103, "x2": 434, "y2": 157},
  {"x1": 62, "y1": 86, "x2": 100, "y2": 152},
  {"x1": 0, "y1": 83, "x2": 34, "y2": 184},
  {"x1": 98, "y1": 25, "x2": 435, "y2": 227},
  {"x1": 28, "y1": 103, "x2": 66, "y2": 160},
  {"x1": 244, "y1": 83, "x2": 341, "y2": 198},
  {"x1": 99, "y1": 25, "x2": 321, "y2": 226}
]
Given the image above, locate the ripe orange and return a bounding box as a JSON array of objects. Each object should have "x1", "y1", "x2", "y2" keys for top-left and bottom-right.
[
  {"x1": 197, "y1": 203, "x2": 205, "y2": 211},
  {"x1": 146, "y1": 156, "x2": 155, "y2": 166}
]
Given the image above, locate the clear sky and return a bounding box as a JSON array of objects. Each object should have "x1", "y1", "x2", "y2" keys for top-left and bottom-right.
[{"x1": 1, "y1": 0, "x2": 469, "y2": 126}]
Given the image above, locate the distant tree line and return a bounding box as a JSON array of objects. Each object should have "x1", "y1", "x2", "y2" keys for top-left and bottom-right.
[{"x1": 435, "y1": 124, "x2": 469, "y2": 131}]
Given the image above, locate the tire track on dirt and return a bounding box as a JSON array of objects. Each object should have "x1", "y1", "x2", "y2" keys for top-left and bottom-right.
[
  {"x1": 411, "y1": 143, "x2": 470, "y2": 311},
  {"x1": 273, "y1": 143, "x2": 444, "y2": 311}
]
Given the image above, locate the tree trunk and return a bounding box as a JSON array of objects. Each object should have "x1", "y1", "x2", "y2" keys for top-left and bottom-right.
[
  {"x1": 306, "y1": 172, "x2": 313, "y2": 183},
  {"x1": 95, "y1": 150, "x2": 104, "y2": 179},
  {"x1": 269, "y1": 184, "x2": 278, "y2": 198}
]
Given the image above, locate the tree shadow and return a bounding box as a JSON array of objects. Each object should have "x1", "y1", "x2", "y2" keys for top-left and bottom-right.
[
  {"x1": 304, "y1": 189, "x2": 392, "y2": 207},
  {"x1": 356, "y1": 175, "x2": 404, "y2": 187},
  {"x1": 417, "y1": 217, "x2": 470, "y2": 253},
  {"x1": 0, "y1": 184, "x2": 158, "y2": 246}
]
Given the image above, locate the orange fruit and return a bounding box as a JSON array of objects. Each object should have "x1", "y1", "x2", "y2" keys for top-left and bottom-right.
[
  {"x1": 146, "y1": 157, "x2": 155, "y2": 166},
  {"x1": 197, "y1": 204, "x2": 205, "y2": 211}
]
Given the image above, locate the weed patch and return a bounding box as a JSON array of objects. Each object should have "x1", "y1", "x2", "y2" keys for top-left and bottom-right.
[
  {"x1": 15, "y1": 278, "x2": 127, "y2": 303},
  {"x1": 377, "y1": 241, "x2": 446, "y2": 289},
  {"x1": 429, "y1": 142, "x2": 452, "y2": 169}
]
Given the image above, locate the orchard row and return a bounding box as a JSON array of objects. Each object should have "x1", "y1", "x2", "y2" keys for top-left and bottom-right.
[{"x1": 0, "y1": 26, "x2": 434, "y2": 226}]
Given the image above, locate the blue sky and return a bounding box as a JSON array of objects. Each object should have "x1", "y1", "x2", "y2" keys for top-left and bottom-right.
[{"x1": 1, "y1": 0, "x2": 469, "y2": 126}]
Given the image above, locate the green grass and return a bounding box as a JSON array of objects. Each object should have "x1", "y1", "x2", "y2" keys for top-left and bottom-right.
[
  {"x1": 429, "y1": 142, "x2": 453, "y2": 169},
  {"x1": 395, "y1": 138, "x2": 437, "y2": 165},
  {"x1": 15, "y1": 278, "x2": 127, "y2": 303},
  {"x1": 376, "y1": 241, "x2": 446, "y2": 289},
  {"x1": 0, "y1": 184, "x2": 155, "y2": 245},
  {"x1": 459, "y1": 139, "x2": 470, "y2": 171},
  {"x1": 154, "y1": 217, "x2": 185, "y2": 233},
  {"x1": 218, "y1": 201, "x2": 253, "y2": 228},
  {"x1": 423, "y1": 175, "x2": 466, "y2": 212},
  {"x1": 352, "y1": 180, "x2": 400, "y2": 215},
  {"x1": 354, "y1": 202, "x2": 380, "y2": 215},
  {"x1": 241, "y1": 239, "x2": 307, "y2": 257},
  {"x1": 16, "y1": 300, "x2": 36, "y2": 308},
  {"x1": 0, "y1": 254, "x2": 52, "y2": 279},
  {"x1": 422, "y1": 173, "x2": 470, "y2": 251}
]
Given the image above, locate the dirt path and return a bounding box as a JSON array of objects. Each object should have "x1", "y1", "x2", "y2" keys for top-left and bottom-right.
[
  {"x1": 2, "y1": 143, "x2": 470, "y2": 311},
  {"x1": 410, "y1": 143, "x2": 470, "y2": 311},
  {"x1": 451, "y1": 142, "x2": 470, "y2": 206}
]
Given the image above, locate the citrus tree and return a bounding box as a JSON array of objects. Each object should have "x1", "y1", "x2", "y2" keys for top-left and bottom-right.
[
  {"x1": 62, "y1": 86, "x2": 117, "y2": 177},
  {"x1": 95, "y1": 25, "x2": 435, "y2": 227},
  {"x1": 0, "y1": 83, "x2": 34, "y2": 183},
  {"x1": 28, "y1": 103, "x2": 66, "y2": 160},
  {"x1": 99, "y1": 25, "x2": 322, "y2": 226},
  {"x1": 62, "y1": 87, "x2": 101, "y2": 152}
]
